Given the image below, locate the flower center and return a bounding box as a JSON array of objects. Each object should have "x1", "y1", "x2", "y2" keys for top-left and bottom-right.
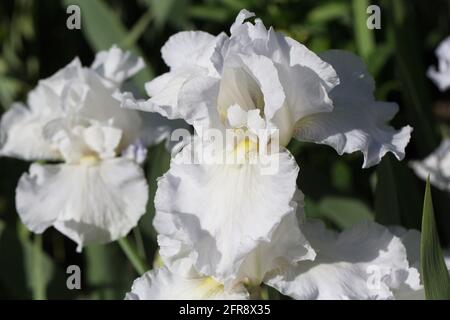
[
  {"x1": 229, "y1": 136, "x2": 259, "y2": 165},
  {"x1": 79, "y1": 154, "x2": 100, "y2": 166},
  {"x1": 195, "y1": 277, "x2": 225, "y2": 298}
]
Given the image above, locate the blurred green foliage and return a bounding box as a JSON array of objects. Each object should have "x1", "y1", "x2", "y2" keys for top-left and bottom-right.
[{"x1": 1, "y1": 0, "x2": 450, "y2": 299}]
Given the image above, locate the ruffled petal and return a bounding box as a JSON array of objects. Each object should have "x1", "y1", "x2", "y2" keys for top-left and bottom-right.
[
  {"x1": 0, "y1": 60, "x2": 86, "y2": 161},
  {"x1": 0, "y1": 103, "x2": 61, "y2": 160},
  {"x1": 16, "y1": 158, "x2": 148, "y2": 250},
  {"x1": 294, "y1": 50, "x2": 412, "y2": 168},
  {"x1": 265, "y1": 220, "x2": 421, "y2": 300},
  {"x1": 120, "y1": 66, "x2": 219, "y2": 129},
  {"x1": 427, "y1": 36, "x2": 450, "y2": 91},
  {"x1": 410, "y1": 138, "x2": 450, "y2": 191},
  {"x1": 91, "y1": 45, "x2": 145, "y2": 88},
  {"x1": 237, "y1": 54, "x2": 285, "y2": 121},
  {"x1": 154, "y1": 142, "x2": 309, "y2": 283},
  {"x1": 125, "y1": 266, "x2": 249, "y2": 300},
  {"x1": 161, "y1": 31, "x2": 217, "y2": 72},
  {"x1": 388, "y1": 227, "x2": 423, "y2": 299}
]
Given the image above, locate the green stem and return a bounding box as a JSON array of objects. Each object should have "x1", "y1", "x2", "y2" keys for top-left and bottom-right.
[
  {"x1": 132, "y1": 227, "x2": 146, "y2": 260},
  {"x1": 352, "y1": 0, "x2": 375, "y2": 61},
  {"x1": 120, "y1": 9, "x2": 153, "y2": 49},
  {"x1": 118, "y1": 237, "x2": 148, "y2": 275},
  {"x1": 33, "y1": 234, "x2": 46, "y2": 300}
]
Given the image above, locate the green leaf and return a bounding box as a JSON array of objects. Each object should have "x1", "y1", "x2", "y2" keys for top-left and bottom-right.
[
  {"x1": 317, "y1": 196, "x2": 374, "y2": 229},
  {"x1": 121, "y1": 9, "x2": 153, "y2": 50},
  {"x1": 29, "y1": 234, "x2": 46, "y2": 299},
  {"x1": 139, "y1": 142, "x2": 171, "y2": 240},
  {"x1": 141, "y1": 0, "x2": 192, "y2": 30},
  {"x1": 0, "y1": 223, "x2": 74, "y2": 299},
  {"x1": 420, "y1": 178, "x2": 450, "y2": 300},
  {"x1": 331, "y1": 161, "x2": 352, "y2": 193},
  {"x1": 188, "y1": 5, "x2": 230, "y2": 23},
  {"x1": 85, "y1": 243, "x2": 134, "y2": 300},
  {"x1": 352, "y1": 0, "x2": 375, "y2": 60},
  {"x1": 384, "y1": 0, "x2": 438, "y2": 156},
  {"x1": 306, "y1": 2, "x2": 350, "y2": 25},
  {"x1": 366, "y1": 44, "x2": 392, "y2": 79},
  {"x1": 374, "y1": 154, "x2": 422, "y2": 228}
]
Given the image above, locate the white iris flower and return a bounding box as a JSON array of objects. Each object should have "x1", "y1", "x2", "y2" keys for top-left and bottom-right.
[
  {"x1": 410, "y1": 138, "x2": 450, "y2": 191},
  {"x1": 0, "y1": 46, "x2": 173, "y2": 251},
  {"x1": 427, "y1": 36, "x2": 450, "y2": 91},
  {"x1": 119, "y1": 9, "x2": 413, "y2": 286},
  {"x1": 120, "y1": 9, "x2": 411, "y2": 168}
]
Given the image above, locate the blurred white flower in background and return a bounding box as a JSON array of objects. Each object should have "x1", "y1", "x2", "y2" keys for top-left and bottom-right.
[
  {"x1": 427, "y1": 36, "x2": 450, "y2": 92},
  {"x1": 0, "y1": 46, "x2": 176, "y2": 251},
  {"x1": 412, "y1": 37, "x2": 450, "y2": 191},
  {"x1": 410, "y1": 138, "x2": 450, "y2": 191}
]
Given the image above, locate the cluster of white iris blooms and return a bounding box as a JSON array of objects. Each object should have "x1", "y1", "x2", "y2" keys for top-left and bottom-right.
[{"x1": 3, "y1": 9, "x2": 449, "y2": 300}]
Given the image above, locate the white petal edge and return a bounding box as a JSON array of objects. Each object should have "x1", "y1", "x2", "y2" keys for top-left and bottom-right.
[
  {"x1": 427, "y1": 36, "x2": 450, "y2": 92},
  {"x1": 265, "y1": 220, "x2": 421, "y2": 300},
  {"x1": 161, "y1": 31, "x2": 217, "y2": 73},
  {"x1": 125, "y1": 266, "x2": 249, "y2": 300},
  {"x1": 410, "y1": 138, "x2": 450, "y2": 191},
  {"x1": 16, "y1": 158, "x2": 148, "y2": 251},
  {"x1": 91, "y1": 45, "x2": 145, "y2": 88},
  {"x1": 294, "y1": 50, "x2": 412, "y2": 168}
]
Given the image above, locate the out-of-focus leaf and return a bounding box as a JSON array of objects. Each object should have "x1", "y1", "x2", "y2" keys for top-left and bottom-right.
[
  {"x1": 331, "y1": 161, "x2": 352, "y2": 193},
  {"x1": 85, "y1": 243, "x2": 134, "y2": 300},
  {"x1": 0, "y1": 75, "x2": 23, "y2": 109},
  {"x1": 28, "y1": 234, "x2": 47, "y2": 299},
  {"x1": 375, "y1": 154, "x2": 422, "y2": 228},
  {"x1": 385, "y1": 0, "x2": 438, "y2": 156},
  {"x1": 306, "y1": 2, "x2": 350, "y2": 24},
  {"x1": 317, "y1": 196, "x2": 374, "y2": 229},
  {"x1": 367, "y1": 44, "x2": 392, "y2": 78},
  {"x1": 188, "y1": 5, "x2": 230, "y2": 23},
  {"x1": 139, "y1": 142, "x2": 171, "y2": 240},
  {"x1": 420, "y1": 178, "x2": 450, "y2": 299},
  {"x1": 352, "y1": 0, "x2": 375, "y2": 61},
  {"x1": 0, "y1": 223, "x2": 29, "y2": 298},
  {"x1": 141, "y1": 0, "x2": 191, "y2": 30},
  {"x1": 0, "y1": 223, "x2": 74, "y2": 299},
  {"x1": 121, "y1": 9, "x2": 153, "y2": 50},
  {"x1": 142, "y1": 0, "x2": 174, "y2": 28}
]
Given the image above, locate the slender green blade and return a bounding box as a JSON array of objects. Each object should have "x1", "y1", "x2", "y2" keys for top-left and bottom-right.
[
  {"x1": 352, "y1": 0, "x2": 375, "y2": 60},
  {"x1": 384, "y1": 0, "x2": 438, "y2": 156},
  {"x1": 420, "y1": 178, "x2": 450, "y2": 300},
  {"x1": 374, "y1": 154, "x2": 422, "y2": 228},
  {"x1": 139, "y1": 142, "x2": 171, "y2": 240},
  {"x1": 85, "y1": 243, "x2": 134, "y2": 300}
]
